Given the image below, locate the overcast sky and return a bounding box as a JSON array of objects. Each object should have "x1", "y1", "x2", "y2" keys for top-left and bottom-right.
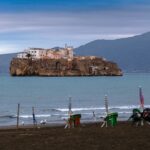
[{"x1": 0, "y1": 0, "x2": 150, "y2": 54}]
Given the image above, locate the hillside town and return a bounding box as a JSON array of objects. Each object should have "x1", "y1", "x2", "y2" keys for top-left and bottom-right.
[{"x1": 17, "y1": 45, "x2": 74, "y2": 60}]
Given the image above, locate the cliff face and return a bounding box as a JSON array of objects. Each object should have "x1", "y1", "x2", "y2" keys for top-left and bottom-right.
[{"x1": 10, "y1": 57, "x2": 123, "y2": 76}]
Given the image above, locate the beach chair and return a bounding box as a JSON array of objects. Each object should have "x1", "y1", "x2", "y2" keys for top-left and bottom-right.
[
  {"x1": 129, "y1": 108, "x2": 143, "y2": 126},
  {"x1": 106, "y1": 112, "x2": 118, "y2": 127},
  {"x1": 142, "y1": 108, "x2": 150, "y2": 125},
  {"x1": 101, "y1": 112, "x2": 118, "y2": 127},
  {"x1": 64, "y1": 118, "x2": 73, "y2": 129},
  {"x1": 101, "y1": 116, "x2": 108, "y2": 128},
  {"x1": 70, "y1": 114, "x2": 81, "y2": 127}
]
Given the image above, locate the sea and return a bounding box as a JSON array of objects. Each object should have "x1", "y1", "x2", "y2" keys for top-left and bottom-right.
[{"x1": 0, "y1": 73, "x2": 150, "y2": 126}]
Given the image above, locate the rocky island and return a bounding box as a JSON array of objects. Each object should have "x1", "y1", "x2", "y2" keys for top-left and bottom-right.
[
  {"x1": 10, "y1": 57, "x2": 122, "y2": 76},
  {"x1": 10, "y1": 47, "x2": 123, "y2": 76}
]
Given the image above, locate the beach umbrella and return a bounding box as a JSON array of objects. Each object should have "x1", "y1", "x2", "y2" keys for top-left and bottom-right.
[
  {"x1": 139, "y1": 87, "x2": 144, "y2": 110},
  {"x1": 32, "y1": 107, "x2": 37, "y2": 126},
  {"x1": 16, "y1": 103, "x2": 20, "y2": 129},
  {"x1": 104, "y1": 95, "x2": 109, "y2": 115},
  {"x1": 68, "y1": 97, "x2": 72, "y2": 116}
]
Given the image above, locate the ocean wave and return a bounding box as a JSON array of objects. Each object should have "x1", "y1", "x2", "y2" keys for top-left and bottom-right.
[
  {"x1": 1, "y1": 105, "x2": 149, "y2": 122},
  {"x1": 50, "y1": 108, "x2": 62, "y2": 112},
  {"x1": 118, "y1": 111, "x2": 131, "y2": 114},
  {"x1": 0, "y1": 115, "x2": 16, "y2": 119},
  {"x1": 109, "y1": 105, "x2": 150, "y2": 110},
  {"x1": 41, "y1": 108, "x2": 61, "y2": 112},
  {"x1": 20, "y1": 114, "x2": 51, "y2": 118},
  {"x1": 57, "y1": 107, "x2": 105, "y2": 112},
  {"x1": 55, "y1": 105, "x2": 150, "y2": 112}
]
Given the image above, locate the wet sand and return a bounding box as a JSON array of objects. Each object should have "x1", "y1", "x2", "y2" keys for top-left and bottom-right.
[{"x1": 0, "y1": 122, "x2": 150, "y2": 150}]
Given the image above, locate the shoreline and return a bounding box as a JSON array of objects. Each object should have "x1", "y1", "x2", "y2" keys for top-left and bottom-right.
[
  {"x1": 0, "y1": 118, "x2": 134, "y2": 130},
  {"x1": 0, "y1": 120, "x2": 144, "y2": 130},
  {"x1": 0, "y1": 120, "x2": 114, "y2": 130}
]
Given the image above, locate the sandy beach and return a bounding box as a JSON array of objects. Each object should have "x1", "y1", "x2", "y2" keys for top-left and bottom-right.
[{"x1": 0, "y1": 122, "x2": 150, "y2": 150}]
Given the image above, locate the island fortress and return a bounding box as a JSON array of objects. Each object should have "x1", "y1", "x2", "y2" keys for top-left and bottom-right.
[
  {"x1": 10, "y1": 45, "x2": 123, "y2": 76},
  {"x1": 17, "y1": 45, "x2": 74, "y2": 60}
]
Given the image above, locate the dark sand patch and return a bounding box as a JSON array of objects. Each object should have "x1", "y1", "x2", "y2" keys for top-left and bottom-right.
[{"x1": 0, "y1": 122, "x2": 149, "y2": 150}]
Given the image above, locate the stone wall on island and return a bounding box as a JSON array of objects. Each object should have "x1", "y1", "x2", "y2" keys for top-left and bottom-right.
[{"x1": 10, "y1": 56, "x2": 123, "y2": 76}]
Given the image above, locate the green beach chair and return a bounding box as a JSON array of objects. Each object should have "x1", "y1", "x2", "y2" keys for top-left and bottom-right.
[{"x1": 106, "y1": 112, "x2": 118, "y2": 127}]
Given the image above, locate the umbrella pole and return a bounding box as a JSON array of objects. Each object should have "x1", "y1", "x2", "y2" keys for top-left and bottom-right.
[
  {"x1": 104, "y1": 95, "x2": 109, "y2": 115},
  {"x1": 16, "y1": 103, "x2": 20, "y2": 129}
]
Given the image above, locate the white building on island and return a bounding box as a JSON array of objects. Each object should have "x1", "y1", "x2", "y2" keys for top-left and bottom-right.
[
  {"x1": 17, "y1": 52, "x2": 28, "y2": 59},
  {"x1": 17, "y1": 45, "x2": 74, "y2": 60}
]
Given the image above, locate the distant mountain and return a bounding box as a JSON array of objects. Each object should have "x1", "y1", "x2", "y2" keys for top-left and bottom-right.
[
  {"x1": 75, "y1": 32, "x2": 150, "y2": 72},
  {"x1": 0, "y1": 53, "x2": 16, "y2": 74},
  {"x1": 1, "y1": 32, "x2": 150, "y2": 74}
]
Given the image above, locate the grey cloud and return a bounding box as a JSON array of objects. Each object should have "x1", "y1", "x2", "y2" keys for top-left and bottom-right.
[
  {"x1": 0, "y1": 4, "x2": 150, "y2": 54},
  {"x1": 0, "y1": 8, "x2": 150, "y2": 34}
]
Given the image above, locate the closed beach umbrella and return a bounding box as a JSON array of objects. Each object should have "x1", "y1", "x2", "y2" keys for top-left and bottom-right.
[
  {"x1": 32, "y1": 107, "x2": 37, "y2": 125},
  {"x1": 104, "y1": 95, "x2": 109, "y2": 115},
  {"x1": 139, "y1": 87, "x2": 144, "y2": 110},
  {"x1": 68, "y1": 97, "x2": 72, "y2": 116}
]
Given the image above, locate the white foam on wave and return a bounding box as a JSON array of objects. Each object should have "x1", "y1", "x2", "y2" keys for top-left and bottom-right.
[
  {"x1": 57, "y1": 107, "x2": 105, "y2": 112},
  {"x1": 17, "y1": 105, "x2": 150, "y2": 119},
  {"x1": 109, "y1": 105, "x2": 137, "y2": 110},
  {"x1": 56, "y1": 105, "x2": 149, "y2": 112},
  {"x1": 20, "y1": 115, "x2": 32, "y2": 118},
  {"x1": 118, "y1": 111, "x2": 131, "y2": 114},
  {"x1": 110, "y1": 105, "x2": 150, "y2": 110},
  {"x1": 20, "y1": 114, "x2": 51, "y2": 118}
]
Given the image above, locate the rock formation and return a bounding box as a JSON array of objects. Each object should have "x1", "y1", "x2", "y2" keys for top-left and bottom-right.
[{"x1": 10, "y1": 56, "x2": 123, "y2": 76}]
